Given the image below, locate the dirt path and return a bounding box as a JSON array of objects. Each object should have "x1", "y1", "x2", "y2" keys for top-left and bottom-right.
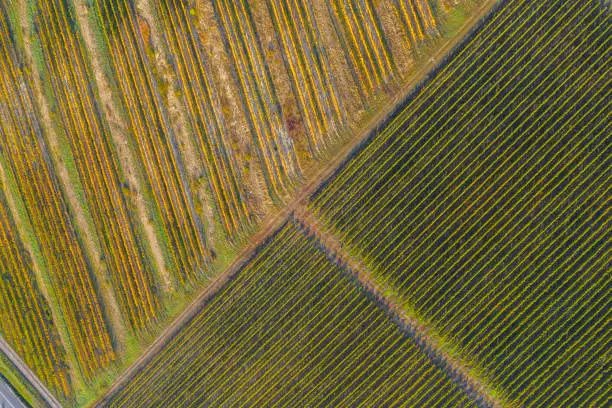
[
  {"x1": 294, "y1": 208, "x2": 504, "y2": 408},
  {"x1": 0, "y1": 336, "x2": 61, "y2": 408},
  {"x1": 94, "y1": 200, "x2": 296, "y2": 407},
  {"x1": 93, "y1": 1, "x2": 500, "y2": 404}
]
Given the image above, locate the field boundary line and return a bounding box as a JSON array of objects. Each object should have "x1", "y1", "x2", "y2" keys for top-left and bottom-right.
[
  {"x1": 0, "y1": 336, "x2": 62, "y2": 408},
  {"x1": 93, "y1": 1, "x2": 500, "y2": 405},
  {"x1": 93, "y1": 208, "x2": 294, "y2": 407},
  {"x1": 293, "y1": 207, "x2": 504, "y2": 408}
]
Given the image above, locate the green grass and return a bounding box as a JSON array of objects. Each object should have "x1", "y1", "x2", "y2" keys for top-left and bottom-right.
[
  {"x1": 0, "y1": 355, "x2": 45, "y2": 408},
  {"x1": 440, "y1": 6, "x2": 468, "y2": 38}
]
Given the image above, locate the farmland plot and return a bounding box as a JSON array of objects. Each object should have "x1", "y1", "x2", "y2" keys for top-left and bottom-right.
[
  {"x1": 263, "y1": 0, "x2": 346, "y2": 157},
  {"x1": 325, "y1": 0, "x2": 396, "y2": 95},
  {"x1": 311, "y1": 0, "x2": 611, "y2": 405},
  {"x1": 92, "y1": 0, "x2": 209, "y2": 283},
  {"x1": 0, "y1": 4, "x2": 114, "y2": 380},
  {"x1": 0, "y1": 185, "x2": 70, "y2": 397},
  {"x1": 154, "y1": 0, "x2": 251, "y2": 237},
  {"x1": 212, "y1": 0, "x2": 301, "y2": 201},
  {"x1": 0, "y1": 0, "x2": 534, "y2": 405},
  {"x1": 106, "y1": 221, "x2": 477, "y2": 407},
  {"x1": 34, "y1": 0, "x2": 160, "y2": 330}
]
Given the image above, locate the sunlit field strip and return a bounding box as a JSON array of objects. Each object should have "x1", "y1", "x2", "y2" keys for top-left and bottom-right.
[
  {"x1": 286, "y1": 0, "x2": 346, "y2": 130},
  {"x1": 231, "y1": 0, "x2": 298, "y2": 188},
  {"x1": 352, "y1": 0, "x2": 395, "y2": 74},
  {"x1": 213, "y1": 0, "x2": 300, "y2": 201},
  {"x1": 310, "y1": 0, "x2": 610, "y2": 404},
  {"x1": 36, "y1": 0, "x2": 159, "y2": 330},
  {"x1": 414, "y1": 0, "x2": 436, "y2": 34},
  {"x1": 109, "y1": 222, "x2": 475, "y2": 406},
  {"x1": 340, "y1": 0, "x2": 391, "y2": 87},
  {"x1": 113, "y1": 224, "x2": 307, "y2": 404},
  {"x1": 231, "y1": 0, "x2": 300, "y2": 181},
  {"x1": 326, "y1": 0, "x2": 379, "y2": 93},
  {"x1": 268, "y1": 0, "x2": 347, "y2": 150},
  {"x1": 0, "y1": 185, "x2": 70, "y2": 396},
  {"x1": 215, "y1": 0, "x2": 284, "y2": 198},
  {"x1": 93, "y1": 0, "x2": 198, "y2": 280},
  {"x1": 292, "y1": 0, "x2": 346, "y2": 128},
  {"x1": 157, "y1": 0, "x2": 249, "y2": 236},
  {"x1": 93, "y1": 0, "x2": 208, "y2": 282},
  {"x1": 313, "y1": 0, "x2": 552, "y2": 217},
  {"x1": 393, "y1": 0, "x2": 425, "y2": 44},
  {"x1": 0, "y1": 8, "x2": 113, "y2": 380},
  {"x1": 265, "y1": 0, "x2": 328, "y2": 156},
  {"x1": 321, "y1": 0, "x2": 366, "y2": 101},
  {"x1": 110, "y1": 0, "x2": 208, "y2": 274}
]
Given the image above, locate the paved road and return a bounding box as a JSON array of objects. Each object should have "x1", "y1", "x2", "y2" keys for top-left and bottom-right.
[
  {"x1": 0, "y1": 376, "x2": 26, "y2": 408},
  {"x1": 0, "y1": 336, "x2": 61, "y2": 408}
]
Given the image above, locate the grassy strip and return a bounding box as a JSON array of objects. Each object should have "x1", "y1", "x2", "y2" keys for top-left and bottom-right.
[{"x1": 0, "y1": 355, "x2": 45, "y2": 408}]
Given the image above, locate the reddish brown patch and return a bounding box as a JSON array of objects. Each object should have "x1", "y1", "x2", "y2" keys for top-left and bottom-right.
[
  {"x1": 284, "y1": 111, "x2": 303, "y2": 139},
  {"x1": 137, "y1": 15, "x2": 151, "y2": 45}
]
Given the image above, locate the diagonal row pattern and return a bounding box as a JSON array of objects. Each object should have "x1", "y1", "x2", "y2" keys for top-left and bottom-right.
[
  {"x1": 310, "y1": 0, "x2": 611, "y2": 405},
  {"x1": 212, "y1": 0, "x2": 301, "y2": 201},
  {"x1": 106, "y1": 221, "x2": 478, "y2": 407},
  {"x1": 93, "y1": 0, "x2": 209, "y2": 282},
  {"x1": 34, "y1": 0, "x2": 160, "y2": 330},
  {"x1": 0, "y1": 185, "x2": 70, "y2": 396},
  {"x1": 0, "y1": 4, "x2": 114, "y2": 380},
  {"x1": 264, "y1": 0, "x2": 346, "y2": 157},
  {"x1": 155, "y1": 0, "x2": 251, "y2": 237}
]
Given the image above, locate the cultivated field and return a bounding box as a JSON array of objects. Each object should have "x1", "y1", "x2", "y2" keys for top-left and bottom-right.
[
  {"x1": 310, "y1": 0, "x2": 611, "y2": 405},
  {"x1": 0, "y1": 184, "x2": 70, "y2": 396},
  {"x1": 34, "y1": 0, "x2": 160, "y2": 331},
  {"x1": 4, "y1": 0, "x2": 606, "y2": 406},
  {"x1": 154, "y1": 0, "x2": 251, "y2": 237},
  {"x1": 0, "y1": 1, "x2": 114, "y2": 388},
  {"x1": 92, "y1": 0, "x2": 210, "y2": 284},
  {"x1": 104, "y1": 221, "x2": 477, "y2": 407}
]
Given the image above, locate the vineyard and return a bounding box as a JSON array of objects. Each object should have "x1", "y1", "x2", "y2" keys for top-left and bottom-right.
[
  {"x1": 263, "y1": 0, "x2": 345, "y2": 157},
  {"x1": 0, "y1": 1, "x2": 114, "y2": 384},
  {"x1": 0, "y1": 0, "x2": 608, "y2": 406},
  {"x1": 327, "y1": 0, "x2": 397, "y2": 94},
  {"x1": 105, "y1": 221, "x2": 477, "y2": 407},
  {"x1": 211, "y1": 0, "x2": 302, "y2": 200},
  {"x1": 34, "y1": 0, "x2": 160, "y2": 331},
  {"x1": 154, "y1": 0, "x2": 251, "y2": 237},
  {"x1": 92, "y1": 0, "x2": 210, "y2": 284},
  {"x1": 0, "y1": 185, "x2": 70, "y2": 396},
  {"x1": 311, "y1": 0, "x2": 611, "y2": 405}
]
